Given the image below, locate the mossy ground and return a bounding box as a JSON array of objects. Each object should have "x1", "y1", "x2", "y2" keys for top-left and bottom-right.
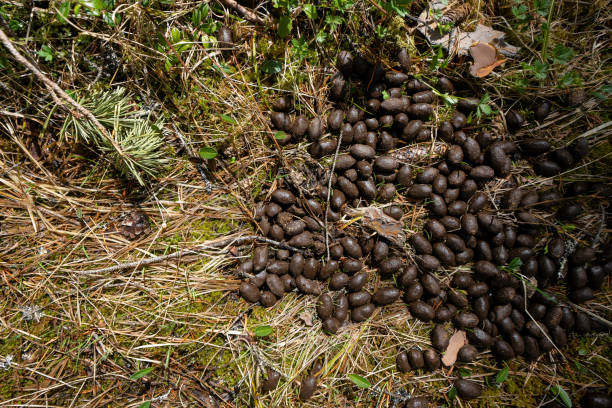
[{"x1": 0, "y1": 0, "x2": 610, "y2": 406}]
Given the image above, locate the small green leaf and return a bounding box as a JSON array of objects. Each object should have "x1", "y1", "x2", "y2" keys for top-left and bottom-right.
[
  {"x1": 220, "y1": 114, "x2": 237, "y2": 125},
  {"x1": 261, "y1": 60, "x2": 282, "y2": 74},
  {"x1": 551, "y1": 384, "x2": 572, "y2": 408},
  {"x1": 255, "y1": 325, "x2": 273, "y2": 337},
  {"x1": 199, "y1": 147, "x2": 218, "y2": 160},
  {"x1": 496, "y1": 367, "x2": 509, "y2": 384},
  {"x1": 278, "y1": 15, "x2": 292, "y2": 39},
  {"x1": 448, "y1": 386, "x2": 457, "y2": 399},
  {"x1": 38, "y1": 45, "x2": 53, "y2": 62},
  {"x1": 578, "y1": 348, "x2": 586, "y2": 356},
  {"x1": 348, "y1": 374, "x2": 371, "y2": 389},
  {"x1": 171, "y1": 27, "x2": 181, "y2": 43},
  {"x1": 381, "y1": 90, "x2": 390, "y2": 100},
  {"x1": 130, "y1": 367, "x2": 154, "y2": 380},
  {"x1": 138, "y1": 402, "x2": 151, "y2": 408},
  {"x1": 274, "y1": 131, "x2": 288, "y2": 140},
  {"x1": 303, "y1": 4, "x2": 317, "y2": 19}
]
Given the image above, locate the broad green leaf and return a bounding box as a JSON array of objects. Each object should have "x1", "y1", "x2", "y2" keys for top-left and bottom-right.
[
  {"x1": 255, "y1": 325, "x2": 273, "y2": 337},
  {"x1": 348, "y1": 374, "x2": 371, "y2": 389},
  {"x1": 138, "y1": 402, "x2": 151, "y2": 408},
  {"x1": 448, "y1": 386, "x2": 457, "y2": 399},
  {"x1": 496, "y1": 367, "x2": 509, "y2": 384},
  {"x1": 303, "y1": 4, "x2": 317, "y2": 19},
  {"x1": 219, "y1": 114, "x2": 237, "y2": 125},
  {"x1": 261, "y1": 60, "x2": 282, "y2": 74},
  {"x1": 274, "y1": 131, "x2": 288, "y2": 140},
  {"x1": 199, "y1": 147, "x2": 218, "y2": 159},
  {"x1": 278, "y1": 15, "x2": 292, "y2": 39},
  {"x1": 551, "y1": 385, "x2": 572, "y2": 408},
  {"x1": 130, "y1": 367, "x2": 154, "y2": 380}
]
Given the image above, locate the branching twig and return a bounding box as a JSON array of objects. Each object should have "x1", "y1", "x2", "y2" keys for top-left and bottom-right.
[
  {"x1": 75, "y1": 235, "x2": 308, "y2": 275},
  {"x1": 0, "y1": 28, "x2": 128, "y2": 161}
]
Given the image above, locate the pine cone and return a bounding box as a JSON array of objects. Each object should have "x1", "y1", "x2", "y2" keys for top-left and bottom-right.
[{"x1": 120, "y1": 211, "x2": 150, "y2": 240}]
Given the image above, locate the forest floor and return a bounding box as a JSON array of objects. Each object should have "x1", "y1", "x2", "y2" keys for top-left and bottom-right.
[{"x1": 0, "y1": 0, "x2": 610, "y2": 407}]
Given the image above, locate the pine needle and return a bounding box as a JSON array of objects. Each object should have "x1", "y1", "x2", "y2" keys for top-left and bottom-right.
[{"x1": 61, "y1": 87, "x2": 168, "y2": 185}]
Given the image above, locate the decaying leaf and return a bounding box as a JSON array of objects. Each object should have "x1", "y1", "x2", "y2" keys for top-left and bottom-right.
[
  {"x1": 417, "y1": 1, "x2": 519, "y2": 58},
  {"x1": 441, "y1": 330, "x2": 468, "y2": 367},
  {"x1": 469, "y1": 42, "x2": 507, "y2": 77},
  {"x1": 346, "y1": 206, "x2": 406, "y2": 246}
]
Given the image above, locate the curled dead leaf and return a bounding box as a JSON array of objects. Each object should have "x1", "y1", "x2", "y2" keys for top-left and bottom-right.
[{"x1": 469, "y1": 42, "x2": 507, "y2": 77}]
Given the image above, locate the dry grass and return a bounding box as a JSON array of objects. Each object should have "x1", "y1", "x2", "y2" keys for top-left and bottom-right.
[{"x1": 0, "y1": 0, "x2": 610, "y2": 407}]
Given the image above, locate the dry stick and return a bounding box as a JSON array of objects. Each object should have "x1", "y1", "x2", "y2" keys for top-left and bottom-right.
[
  {"x1": 216, "y1": 0, "x2": 266, "y2": 24},
  {"x1": 76, "y1": 235, "x2": 307, "y2": 275},
  {"x1": 324, "y1": 133, "x2": 343, "y2": 260},
  {"x1": 0, "y1": 28, "x2": 127, "y2": 161}
]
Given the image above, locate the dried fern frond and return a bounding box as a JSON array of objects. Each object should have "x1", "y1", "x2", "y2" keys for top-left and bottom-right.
[{"x1": 61, "y1": 87, "x2": 168, "y2": 185}]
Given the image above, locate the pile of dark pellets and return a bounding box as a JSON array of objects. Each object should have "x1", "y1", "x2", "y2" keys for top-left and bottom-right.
[{"x1": 236, "y1": 49, "x2": 611, "y2": 406}]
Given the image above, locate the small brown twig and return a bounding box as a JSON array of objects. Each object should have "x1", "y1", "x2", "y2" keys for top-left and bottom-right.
[
  {"x1": 0, "y1": 28, "x2": 128, "y2": 161},
  {"x1": 216, "y1": 0, "x2": 267, "y2": 24},
  {"x1": 76, "y1": 235, "x2": 308, "y2": 275}
]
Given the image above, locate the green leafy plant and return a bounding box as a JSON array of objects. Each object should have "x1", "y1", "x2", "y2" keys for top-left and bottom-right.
[
  {"x1": 476, "y1": 93, "x2": 493, "y2": 118},
  {"x1": 38, "y1": 45, "x2": 53, "y2": 62},
  {"x1": 61, "y1": 88, "x2": 168, "y2": 185},
  {"x1": 348, "y1": 374, "x2": 371, "y2": 388}
]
